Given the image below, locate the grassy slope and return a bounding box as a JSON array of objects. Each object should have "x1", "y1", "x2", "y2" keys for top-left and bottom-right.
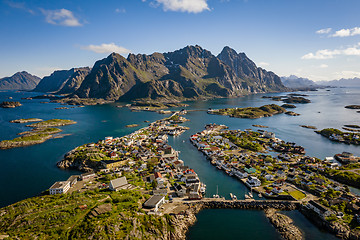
[{"x1": 0, "y1": 190, "x2": 171, "y2": 239}]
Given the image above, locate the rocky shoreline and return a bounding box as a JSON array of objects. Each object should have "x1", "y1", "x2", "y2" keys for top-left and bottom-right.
[
  {"x1": 265, "y1": 208, "x2": 303, "y2": 240},
  {"x1": 10, "y1": 118, "x2": 43, "y2": 123},
  {"x1": 300, "y1": 207, "x2": 360, "y2": 240},
  {"x1": 169, "y1": 204, "x2": 202, "y2": 239}
]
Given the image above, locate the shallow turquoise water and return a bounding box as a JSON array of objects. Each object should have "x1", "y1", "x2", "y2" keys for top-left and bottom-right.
[{"x1": 0, "y1": 88, "x2": 359, "y2": 239}]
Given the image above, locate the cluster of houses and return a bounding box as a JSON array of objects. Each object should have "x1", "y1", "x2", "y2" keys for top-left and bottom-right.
[
  {"x1": 189, "y1": 124, "x2": 360, "y2": 223},
  {"x1": 327, "y1": 131, "x2": 360, "y2": 144},
  {"x1": 50, "y1": 115, "x2": 205, "y2": 213}
]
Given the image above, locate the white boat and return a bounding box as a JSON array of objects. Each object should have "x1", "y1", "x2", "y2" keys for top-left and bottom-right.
[
  {"x1": 249, "y1": 187, "x2": 253, "y2": 198},
  {"x1": 245, "y1": 194, "x2": 251, "y2": 199},
  {"x1": 213, "y1": 185, "x2": 220, "y2": 198},
  {"x1": 233, "y1": 195, "x2": 237, "y2": 200},
  {"x1": 258, "y1": 193, "x2": 262, "y2": 198},
  {"x1": 230, "y1": 193, "x2": 234, "y2": 199},
  {"x1": 200, "y1": 183, "x2": 206, "y2": 194}
]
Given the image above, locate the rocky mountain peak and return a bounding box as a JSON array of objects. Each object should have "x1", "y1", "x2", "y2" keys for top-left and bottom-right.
[{"x1": 0, "y1": 71, "x2": 40, "y2": 90}]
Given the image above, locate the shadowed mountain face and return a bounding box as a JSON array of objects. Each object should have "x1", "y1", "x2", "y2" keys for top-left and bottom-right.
[
  {"x1": 0, "y1": 71, "x2": 40, "y2": 90},
  {"x1": 43, "y1": 45, "x2": 287, "y2": 101},
  {"x1": 33, "y1": 67, "x2": 90, "y2": 94},
  {"x1": 217, "y1": 46, "x2": 285, "y2": 92}
]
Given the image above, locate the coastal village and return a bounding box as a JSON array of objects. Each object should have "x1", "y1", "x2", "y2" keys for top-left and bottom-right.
[
  {"x1": 40, "y1": 106, "x2": 360, "y2": 239},
  {"x1": 2, "y1": 108, "x2": 360, "y2": 239},
  {"x1": 52, "y1": 111, "x2": 205, "y2": 214},
  {"x1": 189, "y1": 123, "x2": 360, "y2": 236}
]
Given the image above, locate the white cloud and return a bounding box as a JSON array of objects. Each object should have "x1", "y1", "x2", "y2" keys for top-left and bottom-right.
[
  {"x1": 332, "y1": 27, "x2": 360, "y2": 37},
  {"x1": 316, "y1": 28, "x2": 331, "y2": 34},
  {"x1": 40, "y1": 8, "x2": 82, "y2": 27},
  {"x1": 319, "y1": 64, "x2": 328, "y2": 68},
  {"x1": 301, "y1": 43, "x2": 360, "y2": 60},
  {"x1": 257, "y1": 62, "x2": 269, "y2": 67},
  {"x1": 154, "y1": 0, "x2": 210, "y2": 13},
  {"x1": 81, "y1": 43, "x2": 131, "y2": 54}
]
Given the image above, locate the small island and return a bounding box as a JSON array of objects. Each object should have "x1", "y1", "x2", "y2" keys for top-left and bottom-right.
[
  {"x1": 0, "y1": 119, "x2": 76, "y2": 149},
  {"x1": 285, "y1": 111, "x2": 300, "y2": 116},
  {"x1": 315, "y1": 128, "x2": 360, "y2": 145},
  {"x1": 208, "y1": 104, "x2": 286, "y2": 119},
  {"x1": 343, "y1": 125, "x2": 360, "y2": 132},
  {"x1": 252, "y1": 124, "x2": 268, "y2": 128},
  {"x1": 10, "y1": 118, "x2": 43, "y2": 123},
  {"x1": 263, "y1": 95, "x2": 311, "y2": 104},
  {"x1": 344, "y1": 125, "x2": 360, "y2": 129},
  {"x1": 345, "y1": 105, "x2": 360, "y2": 109},
  {"x1": 281, "y1": 104, "x2": 296, "y2": 108},
  {"x1": 26, "y1": 119, "x2": 76, "y2": 128},
  {"x1": 283, "y1": 96, "x2": 310, "y2": 104},
  {"x1": 125, "y1": 124, "x2": 139, "y2": 128},
  {"x1": 0, "y1": 101, "x2": 22, "y2": 108},
  {"x1": 300, "y1": 125, "x2": 317, "y2": 129}
]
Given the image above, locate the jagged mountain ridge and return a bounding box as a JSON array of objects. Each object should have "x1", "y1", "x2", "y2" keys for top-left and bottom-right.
[
  {"x1": 33, "y1": 67, "x2": 90, "y2": 94},
  {"x1": 72, "y1": 45, "x2": 287, "y2": 101},
  {"x1": 218, "y1": 46, "x2": 284, "y2": 92},
  {"x1": 0, "y1": 71, "x2": 40, "y2": 90}
]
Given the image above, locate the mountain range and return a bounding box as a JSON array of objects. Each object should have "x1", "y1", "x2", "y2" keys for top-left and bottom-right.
[
  {"x1": 280, "y1": 75, "x2": 318, "y2": 89},
  {"x1": 33, "y1": 67, "x2": 91, "y2": 94},
  {"x1": 282, "y1": 75, "x2": 360, "y2": 89},
  {"x1": 59, "y1": 45, "x2": 286, "y2": 101},
  {"x1": 317, "y1": 78, "x2": 360, "y2": 87},
  {"x1": 6, "y1": 45, "x2": 288, "y2": 101},
  {"x1": 0, "y1": 71, "x2": 40, "y2": 90}
]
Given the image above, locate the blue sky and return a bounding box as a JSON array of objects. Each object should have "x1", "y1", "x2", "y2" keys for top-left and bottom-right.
[{"x1": 1, "y1": 0, "x2": 360, "y2": 81}]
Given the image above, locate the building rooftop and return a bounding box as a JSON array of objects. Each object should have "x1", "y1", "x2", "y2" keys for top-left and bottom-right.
[
  {"x1": 110, "y1": 177, "x2": 128, "y2": 189},
  {"x1": 50, "y1": 181, "x2": 70, "y2": 190},
  {"x1": 144, "y1": 195, "x2": 164, "y2": 207}
]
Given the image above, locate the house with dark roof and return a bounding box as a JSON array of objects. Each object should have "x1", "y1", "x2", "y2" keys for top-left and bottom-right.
[
  {"x1": 306, "y1": 200, "x2": 333, "y2": 219},
  {"x1": 143, "y1": 195, "x2": 165, "y2": 211},
  {"x1": 174, "y1": 183, "x2": 186, "y2": 197}
]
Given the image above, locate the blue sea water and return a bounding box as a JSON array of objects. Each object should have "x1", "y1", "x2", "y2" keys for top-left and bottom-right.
[{"x1": 0, "y1": 88, "x2": 359, "y2": 239}]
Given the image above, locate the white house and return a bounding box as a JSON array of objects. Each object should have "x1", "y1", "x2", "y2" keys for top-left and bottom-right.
[
  {"x1": 246, "y1": 176, "x2": 261, "y2": 187},
  {"x1": 143, "y1": 195, "x2": 165, "y2": 211},
  {"x1": 49, "y1": 181, "x2": 71, "y2": 195}
]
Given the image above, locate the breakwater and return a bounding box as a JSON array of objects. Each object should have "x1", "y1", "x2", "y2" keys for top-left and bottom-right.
[{"x1": 186, "y1": 199, "x2": 300, "y2": 211}]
